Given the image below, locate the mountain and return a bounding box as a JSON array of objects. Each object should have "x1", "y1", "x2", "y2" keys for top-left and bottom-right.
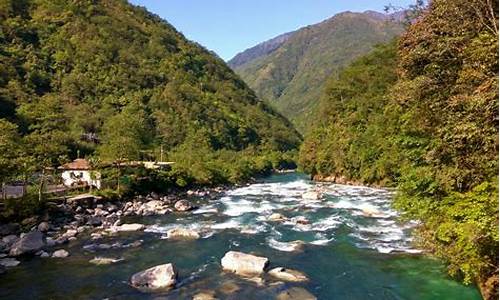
[
  {"x1": 228, "y1": 32, "x2": 293, "y2": 68},
  {"x1": 229, "y1": 11, "x2": 405, "y2": 133},
  {"x1": 0, "y1": 0, "x2": 301, "y2": 185}
]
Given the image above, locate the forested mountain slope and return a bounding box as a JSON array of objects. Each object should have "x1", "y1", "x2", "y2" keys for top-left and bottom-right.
[
  {"x1": 299, "y1": 0, "x2": 498, "y2": 298},
  {"x1": 0, "y1": 0, "x2": 301, "y2": 186},
  {"x1": 230, "y1": 11, "x2": 404, "y2": 132}
]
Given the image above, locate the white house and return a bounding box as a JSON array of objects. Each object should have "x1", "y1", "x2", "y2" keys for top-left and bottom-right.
[{"x1": 59, "y1": 159, "x2": 101, "y2": 189}]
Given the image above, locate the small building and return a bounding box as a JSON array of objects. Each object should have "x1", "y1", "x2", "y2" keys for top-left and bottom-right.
[{"x1": 59, "y1": 159, "x2": 101, "y2": 189}]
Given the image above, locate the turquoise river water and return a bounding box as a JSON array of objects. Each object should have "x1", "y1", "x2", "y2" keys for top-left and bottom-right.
[{"x1": 0, "y1": 172, "x2": 481, "y2": 299}]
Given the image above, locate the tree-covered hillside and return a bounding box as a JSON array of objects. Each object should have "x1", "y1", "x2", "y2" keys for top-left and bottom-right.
[
  {"x1": 231, "y1": 11, "x2": 404, "y2": 133},
  {"x1": 299, "y1": 0, "x2": 498, "y2": 298},
  {"x1": 0, "y1": 0, "x2": 301, "y2": 186}
]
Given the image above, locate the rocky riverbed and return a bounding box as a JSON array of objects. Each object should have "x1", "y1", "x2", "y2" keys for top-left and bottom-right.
[{"x1": 0, "y1": 172, "x2": 482, "y2": 299}]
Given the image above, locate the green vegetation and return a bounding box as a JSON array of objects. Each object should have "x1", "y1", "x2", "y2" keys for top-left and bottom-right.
[
  {"x1": 231, "y1": 11, "x2": 404, "y2": 133},
  {"x1": 299, "y1": 0, "x2": 498, "y2": 298},
  {"x1": 0, "y1": 0, "x2": 301, "y2": 200}
]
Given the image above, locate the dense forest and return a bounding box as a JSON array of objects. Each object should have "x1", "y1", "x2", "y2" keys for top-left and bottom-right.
[
  {"x1": 0, "y1": 0, "x2": 301, "y2": 194},
  {"x1": 230, "y1": 11, "x2": 404, "y2": 133},
  {"x1": 299, "y1": 0, "x2": 499, "y2": 298}
]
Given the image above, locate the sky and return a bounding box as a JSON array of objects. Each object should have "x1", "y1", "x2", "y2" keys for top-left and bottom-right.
[{"x1": 128, "y1": 0, "x2": 416, "y2": 61}]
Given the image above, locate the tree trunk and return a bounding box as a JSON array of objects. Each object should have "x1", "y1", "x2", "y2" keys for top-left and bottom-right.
[{"x1": 38, "y1": 168, "x2": 45, "y2": 202}]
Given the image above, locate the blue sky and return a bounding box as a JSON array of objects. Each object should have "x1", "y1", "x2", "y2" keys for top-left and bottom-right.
[{"x1": 129, "y1": 0, "x2": 416, "y2": 61}]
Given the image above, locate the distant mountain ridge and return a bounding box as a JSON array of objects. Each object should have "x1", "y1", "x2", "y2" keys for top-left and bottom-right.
[
  {"x1": 229, "y1": 10, "x2": 405, "y2": 133},
  {"x1": 228, "y1": 31, "x2": 294, "y2": 68}
]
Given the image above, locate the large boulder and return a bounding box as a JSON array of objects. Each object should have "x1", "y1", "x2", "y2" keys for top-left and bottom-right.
[
  {"x1": 130, "y1": 263, "x2": 177, "y2": 291},
  {"x1": 221, "y1": 251, "x2": 269, "y2": 275},
  {"x1": 174, "y1": 200, "x2": 193, "y2": 212},
  {"x1": 167, "y1": 228, "x2": 200, "y2": 239},
  {"x1": 9, "y1": 231, "x2": 45, "y2": 256},
  {"x1": 277, "y1": 287, "x2": 317, "y2": 300},
  {"x1": 268, "y1": 267, "x2": 308, "y2": 282}
]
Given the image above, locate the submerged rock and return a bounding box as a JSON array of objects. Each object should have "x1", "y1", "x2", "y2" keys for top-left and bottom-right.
[
  {"x1": 130, "y1": 263, "x2": 177, "y2": 291},
  {"x1": 167, "y1": 228, "x2": 200, "y2": 239},
  {"x1": 89, "y1": 257, "x2": 124, "y2": 265},
  {"x1": 193, "y1": 290, "x2": 218, "y2": 300},
  {"x1": 276, "y1": 287, "x2": 317, "y2": 300},
  {"x1": 9, "y1": 231, "x2": 45, "y2": 256},
  {"x1": 221, "y1": 251, "x2": 269, "y2": 275},
  {"x1": 361, "y1": 207, "x2": 385, "y2": 218},
  {"x1": 174, "y1": 200, "x2": 193, "y2": 212},
  {"x1": 218, "y1": 281, "x2": 240, "y2": 295},
  {"x1": 0, "y1": 258, "x2": 20, "y2": 267},
  {"x1": 268, "y1": 267, "x2": 308, "y2": 282},
  {"x1": 52, "y1": 249, "x2": 69, "y2": 258}
]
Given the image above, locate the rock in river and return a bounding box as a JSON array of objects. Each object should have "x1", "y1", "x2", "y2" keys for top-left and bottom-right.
[
  {"x1": 89, "y1": 257, "x2": 124, "y2": 265},
  {"x1": 268, "y1": 267, "x2": 308, "y2": 282},
  {"x1": 174, "y1": 200, "x2": 193, "y2": 212},
  {"x1": 0, "y1": 258, "x2": 20, "y2": 267},
  {"x1": 301, "y1": 191, "x2": 322, "y2": 200},
  {"x1": 130, "y1": 263, "x2": 177, "y2": 291},
  {"x1": 113, "y1": 223, "x2": 145, "y2": 232},
  {"x1": 9, "y1": 231, "x2": 45, "y2": 256},
  {"x1": 167, "y1": 228, "x2": 200, "y2": 239},
  {"x1": 221, "y1": 251, "x2": 269, "y2": 275},
  {"x1": 268, "y1": 213, "x2": 287, "y2": 222}
]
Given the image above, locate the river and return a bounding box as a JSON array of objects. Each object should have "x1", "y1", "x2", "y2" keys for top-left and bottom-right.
[{"x1": 0, "y1": 172, "x2": 481, "y2": 299}]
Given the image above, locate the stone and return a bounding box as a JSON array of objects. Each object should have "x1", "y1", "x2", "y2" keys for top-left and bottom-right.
[
  {"x1": 294, "y1": 216, "x2": 310, "y2": 225},
  {"x1": 113, "y1": 223, "x2": 145, "y2": 232},
  {"x1": 167, "y1": 228, "x2": 200, "y2": 239},
  {"x1": 89, "y1": 257, "x2": 124, "y2": 265},
  {"x1": 174, "y1": 200, "x2": 193, "y2": 212},
  {"x1": 40, "y1": 251, "x2": 50, "y2": 258},
  {"x1": 0, "y1": 258, "x2": 20, "y2": 267},
  {"x1": 9, "y1": 231, "x2": 45, "y2": 256},
  {"x1": 21, "y1": 217, "x2": 37, "y2": 226},
  {"x1": 2, "y1": 235, "x2": 19, "y2": 247},
  {"x1": 268, "y1": 267, "x2": 308, "y2": 282},
  {"x1": 37, "y1": 222, "x2": 50, "y2": 232},
  {"x1": 301, "y1": 191, "x2": 322, "y2": 201},
  {"x1": 64, "y1": 229, "x2": 78, "y2": 238},
  {"x1": 361, "y1": 207, "x2": 384, "y2": 218},
  {"x1": 45, "y1": 237, "x2": 57, "y2": 247},
  {"x1": 221, "y1": 251, "x2": 269, "y2": 275},
  {"x1": 268, "y1": 213, "x2": 287, "y2": 222},
  {"x1": 277, "y1": 287, "x2": 317, "y2": 300},
  {"x1": 130, "y1": 263, "x2": 177, "y2": 291},
  {"x1": 0, "y1": 223, "x2": 19, "y2": 236},
  {"x1": 193, "y1": 290, "x2": 217, "y2": 300},
  {"x1": 52, "y1": 249, "x2": 69, "y2": 258},
  {"x1": 218, "y1": 281, "x2": 240, "y2": 295},
  {"x1": 86, "y1": 217, "x2": 102, "y2": 227}
]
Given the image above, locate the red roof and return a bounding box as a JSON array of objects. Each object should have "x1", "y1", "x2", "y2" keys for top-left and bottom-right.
[{"x1": 59, "y1": 159, "x2": 91, "y2": 170}]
